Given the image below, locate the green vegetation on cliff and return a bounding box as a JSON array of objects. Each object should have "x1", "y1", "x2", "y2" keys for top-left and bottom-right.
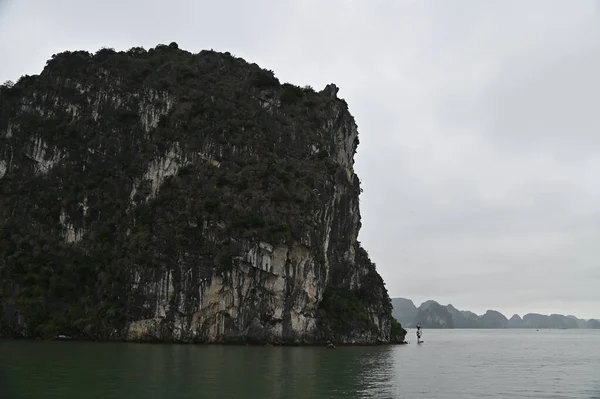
[{"x1": 0, "y1": 43, "x2": 404, "y2": 344}]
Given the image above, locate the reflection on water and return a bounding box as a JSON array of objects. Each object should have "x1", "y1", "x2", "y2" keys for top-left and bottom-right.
[
  {"x1": 1, "y1": 342, "x2": 397, "y2": 399},
  {"x1": 355, "y1": 346, "x2": 397, "y2": 398},
  {"x1": 2, "y1": 329, "x2": 600, "y2": 398}
]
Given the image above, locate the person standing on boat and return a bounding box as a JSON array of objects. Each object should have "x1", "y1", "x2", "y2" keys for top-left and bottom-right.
[{"x1": 416, "y1": 322, "x2": 422, "y2": 343}]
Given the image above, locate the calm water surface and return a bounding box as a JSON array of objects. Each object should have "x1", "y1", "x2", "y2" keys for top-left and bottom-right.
[{"x1": 2, "y1": 329, "x2": 600, "y2": 398}]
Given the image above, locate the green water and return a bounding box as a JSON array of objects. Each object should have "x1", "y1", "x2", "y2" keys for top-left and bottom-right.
[
  {"x1": 3, "y1": 341, "x2": 391, "y2": 399},
  {"x1": 2, "y1": 329, "x2": 600, "y2": 398}
]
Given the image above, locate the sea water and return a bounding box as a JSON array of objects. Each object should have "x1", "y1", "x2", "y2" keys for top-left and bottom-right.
[{"x1": 1, "y1": 329, "x2": 599, "y2": 398}]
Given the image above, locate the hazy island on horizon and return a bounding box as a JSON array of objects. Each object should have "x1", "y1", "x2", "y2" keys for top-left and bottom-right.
[{"x1": 392, "y1": 297, "x2": 600, "y2": 329}]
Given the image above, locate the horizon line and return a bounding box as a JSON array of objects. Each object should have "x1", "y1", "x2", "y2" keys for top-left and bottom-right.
[{"x1": 392, "y1": 297, "x2": 600, "y2": 321}]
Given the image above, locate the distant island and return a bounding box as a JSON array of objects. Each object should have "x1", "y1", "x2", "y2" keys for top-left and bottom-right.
[{"x1": 392, "y1": 298, "x2": 600, "y2": 329}]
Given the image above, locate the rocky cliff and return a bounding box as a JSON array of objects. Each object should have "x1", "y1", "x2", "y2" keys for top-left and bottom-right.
[
  {"x1": 508, "y1": 314, "x2": 524, "y2": 328},
  {"x1": 479, "y1": 310, "x2": 508, "y2": 328},
  {"x1": 393, "y1": 297, "x2": 599, "y2": 329},
  {"x1": 447, "y1": 305, "x2": 480, "y2": 328},
  {"x1": 588, "y1": 319, "x2": 600, "y2": 329},
  {"x1": 522, "y1": 313, "x2": 579, "y2": 329},
  {"x1": 0, "y1": 43, "x2": 406, "y2": 344},
  {"x1": 391, "y1": 297, "x2": 417, "y2": 327},
  {"x1": 413, "y1": 300, "x2": 454, "y2": 328}
]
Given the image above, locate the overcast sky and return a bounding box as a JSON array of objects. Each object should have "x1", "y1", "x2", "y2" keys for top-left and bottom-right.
[{"x1": 1, "y1": 0, "x2": 599, "y2": 319}]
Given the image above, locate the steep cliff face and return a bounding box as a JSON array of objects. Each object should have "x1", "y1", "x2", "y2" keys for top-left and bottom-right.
[
  {"x1": 588, "y1": 319, "x2": 600, "y2": 329},
  {"x1": 567, "y1": 315, "x2": 588, "y2": 329},
  {"x1": 447, "y1": 305, "x2": 479, "y2": 328},
  {"x1": 508, "y1": 314, "x2": 524, "y2": 328},
  {"x1": 392, "y1": 298, "x2": 599, "y2": 329},
  {"x1": 523, "y1": 313, "x2": 579, "y2": 329},
  {"x1": 0, "y1": 43, "x2": 405, "y2": 344},
  {"x1": 413, "y1": 300, "x2": 454, "y2": 328},
  {"x1": 391, "y1": 297, "x2": 417, "y2": 327},
  {"x1": 479, "y1": 310, "x2": 508, "y2": 328}
]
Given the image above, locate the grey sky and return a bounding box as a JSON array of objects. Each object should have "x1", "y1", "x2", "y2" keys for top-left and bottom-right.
[{"x1": 1, "y1": 0, "x2": 599, "y2": 319}]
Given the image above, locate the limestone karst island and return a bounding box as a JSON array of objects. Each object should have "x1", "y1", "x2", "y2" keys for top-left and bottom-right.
[{"x1": 0, "y1": 43, "x2": 407, "y2": 345}]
